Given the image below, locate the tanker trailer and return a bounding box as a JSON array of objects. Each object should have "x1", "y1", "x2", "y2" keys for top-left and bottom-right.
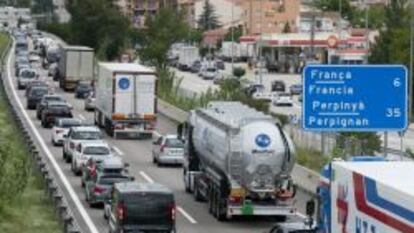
[{"x1": 178, "y1": 101, "x2": 297, "y2": 221}]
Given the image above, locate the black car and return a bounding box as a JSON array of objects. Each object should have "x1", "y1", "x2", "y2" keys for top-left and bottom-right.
[
  {"x1": 244, "y1": 84, "x2": 265, "y2": 97},
  {"x1": 75, "y1": 83, "x2": 92, "y2": 99},
  {"x1": 36, "y1": 95, "x2": 66, "y2": 120},
  {"x1": 25, "y1": 80, "x2": 47, "y2": 97},
  {"x1": 271, "y1": 80, "x2": 286, "y2": 92},
  {"x1": 105, "y1": 182, "x2": 176, "y2": 233},
  {"x1": 41, "y1": 102, "x2": 73, "y2": 128},
  {"x1": 190, "y1": 60, "x2": 202, "y2": 73},
  {"x1": 26, "y1": 86, "x2": 49, "y2": 110},
  {"x1": 215, "y1": 60, "x2": 225, "y2": 70}
]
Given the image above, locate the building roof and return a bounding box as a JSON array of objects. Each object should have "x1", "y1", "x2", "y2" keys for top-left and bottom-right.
[{"x1": 99, "y1": 62, "x2": 155, "y2": 73}]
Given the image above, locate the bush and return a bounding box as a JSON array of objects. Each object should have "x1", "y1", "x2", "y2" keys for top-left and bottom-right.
[{"x1": 233, "y1": 67, "x2": 246, "y2": 78}]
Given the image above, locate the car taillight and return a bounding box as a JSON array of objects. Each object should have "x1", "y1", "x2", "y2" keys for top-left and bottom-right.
[
  {"x1": 56, "y1": 129, "x2": 64, "y2": 134},
  {"x1": 145, "y1": 121, "x2": 156, "y2": 130},
  {"x1": 228, "y1": 196, "x2": 242, "y2": 205},
  {"x1": 70, "y1": 142, "x2": 75, "y2": 149},
  {"x1": 93, "y1": 186, "x2": 106, "y2": 194},
  {"x1": 160, "y1": 144, "x2": 166, "y2": 152},
  {"x1": 169, "y1": 204, "x2": 176, "y2": 221},
  {"x1": 114, "y1": 124, "x2": 124, "y2": 130},
  {"x1": 117, "y1": 202, "x2": 126, "y2": 221}
]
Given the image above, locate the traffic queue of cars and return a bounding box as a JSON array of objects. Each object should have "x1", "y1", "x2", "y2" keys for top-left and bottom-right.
[{"x1": 13, "y1": 30, "x2": 178, "y2": 233}]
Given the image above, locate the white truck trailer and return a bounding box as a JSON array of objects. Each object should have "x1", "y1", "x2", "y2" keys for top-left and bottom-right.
[
  {"x1": 178, "y1": 101, "x2": 297, "y2": 221},
  {"x1": 178, "y1": 46, "x2": 199, "y2": 71},
  {"x1": 95, "y1": 63, "x2": 157, "y2": 139},
  {"x1": 271, "y1": 159, "x2": 414, "y2": 233},
  {"x1": 58, "y1": 46, "x2": 94, "y2": 91}
]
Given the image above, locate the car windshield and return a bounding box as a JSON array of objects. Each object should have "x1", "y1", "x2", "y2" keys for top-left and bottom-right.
[
  {"x1": 123, "y1": 193, "x2": 174, "y2": 225},
  {"x1": 165, "y1": 138, "x2": 183, "y2": 148},
  {"x1": 49, "y1": 105, "x2": 70, "y2": 112},
  {"x1": 206, "y1": 68, "x2": 216, "y2": 72},
  {"x1": 45, "y1": 96, "x2": 64, "y2": 102},
  {"x1": 280, "y1": 93, "x2": 291, "y2": 97},
  {"x1": 83, "y1": 146, "x2": 110, "y2": 155},
  {"x1": 78, "y1": 84, "x2": 91, "y2": 90},
  {"x1": 98, "y1": 176, "x2": 130, "y2": 185},
  {"x1": 30, "y1": 88, "x2": 48, "y2": 96},
  {"x1": 72, "y1": 131, "x2": 102, "y2": 140},
  {"x1": 60, "y1": 120, "x2": 81, "y2": 128},
  {"x1": 21, "y1": 70, "x2": 36, "y2": 78}
]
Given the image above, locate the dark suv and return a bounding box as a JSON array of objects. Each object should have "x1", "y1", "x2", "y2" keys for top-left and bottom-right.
[
  {"x1": 41, "y1": 102, "x2": 73, "y2": 128},
  {"x1": 26, "y1": 86, "x2": 48, "y2": 109},
  {"x1": 105, "y1": 182, "x2": 176, "y2": 233},
  {"x1": 36, "y1": 95, "x2": 66, "y2": 119}
]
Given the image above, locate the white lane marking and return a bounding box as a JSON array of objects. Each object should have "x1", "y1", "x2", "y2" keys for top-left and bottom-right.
[
  {"x1": 153, "y1": 130, "x2": 162, "y2": 138},
  {"x1": 177, "y1": 207, "x2": 198, "y2": 224},
  {"x1": 139, "y1": 171, "x2": 154, "y2": 184},
  {"x1": 6, "y1": 40, "x2": 100, "y2": 233},
  {"x1": 112, "y1": 146, "x2": 124, "y2": 156},
  {"x1": 139, "y1": 171, "x2": 198, "y2": 224},
  {"x1": 78, "y1": 114, "x2": 86, "y2": 121},
  {"x1": 296, "y1": 212, "x2": 307, "y2": 219}
]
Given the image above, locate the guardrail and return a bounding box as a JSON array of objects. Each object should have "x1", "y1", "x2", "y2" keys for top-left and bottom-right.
[
  {"x1": 157, "y1": 98, "x2": 320, "y2": 196},
  {"x1": 1, "y1": 35, "x2": 82, "y2": 233}
]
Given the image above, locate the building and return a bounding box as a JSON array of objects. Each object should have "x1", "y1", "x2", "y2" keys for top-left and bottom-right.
[
  {"x1": 133, "y1": 0, "x2": 195, "y2": 28},
  {"x1": 195, "y1": 0, "x2": 243, "y2": 29},
  {"x1": 0, "y1": 7, "x2": 31, "y2": 28},
  {"x1": 242, "y1": 0, "x2": 301, "y2": 35},
  {"x1": 350, "y1": 0, "x2": 390, "y2": 8},
  {"x1": 113, "y1": 0, "x2": 134, "y2": 19}
]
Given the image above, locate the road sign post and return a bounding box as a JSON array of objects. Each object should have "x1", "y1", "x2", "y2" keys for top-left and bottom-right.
[{"x1": 303, "y1": 65, "x2": 408, "y2": 132}]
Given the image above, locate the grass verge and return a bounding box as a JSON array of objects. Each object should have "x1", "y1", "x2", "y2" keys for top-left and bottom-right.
[
  {"x1": 0, "y1": 33, "x2": 60, "y2": 233},
  {"x1": 296, "y1": 147, "x2": 329, "y2": 172}
]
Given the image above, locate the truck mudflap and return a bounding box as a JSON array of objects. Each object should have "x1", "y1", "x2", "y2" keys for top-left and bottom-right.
[{"x1": 227, "y1": 203, "x2": 296, "y2": 217}]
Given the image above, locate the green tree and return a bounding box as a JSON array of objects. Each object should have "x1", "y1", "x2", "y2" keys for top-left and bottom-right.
[
  {"x1": 139, "y1": 8, "x2": 189, "y2": 70},
  {"x1": 197, "y1": 0, "x2": 222, "y2": 31},
  {"x1": 315, "y1": 0, "x2": 354, "y2": 19},
  {"x1": 66, "y1": 0, "x2": 130, "y2": 60},
  {"x1": 282, "y1": 22, "x2": 291, "y2": 33},
  {"x1": 223, "y1": 25, "x2": 243, "y2": 41},
  {"x1": 334, "y1": 132, "x2": 382, "y2": 157}
]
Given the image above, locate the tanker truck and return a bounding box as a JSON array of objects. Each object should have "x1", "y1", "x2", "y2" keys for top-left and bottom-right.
[{"x1": 177, "y1": 101, "x2": 297, "y2": 221}]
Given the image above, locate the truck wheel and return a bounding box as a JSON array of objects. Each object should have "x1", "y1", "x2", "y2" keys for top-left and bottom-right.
[
  {"x1": 215, "y1": 190, "x2": 227, "y2": 221},
  {"x1": 63, "y1": 149, "x2": 67, "y2": 160},
  {"x1": 194, "y1": 184, "x2": 203, "y2": 202},
  {"x1": 184, "y1": 170, "x2": 192, "y2": 193}
]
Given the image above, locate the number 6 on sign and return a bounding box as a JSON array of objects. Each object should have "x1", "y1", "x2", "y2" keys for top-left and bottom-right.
[
  {"x1": 394, "y1": 78, "x2": 401, "y2": 87},
  {"x1": 386, "y1": 108, "x2": 401, "y2": 118}
]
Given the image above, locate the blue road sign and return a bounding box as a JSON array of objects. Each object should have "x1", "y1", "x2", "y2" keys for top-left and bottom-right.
[{"x1": 303, "y1": 65, "x2": 408, "y2": 131}]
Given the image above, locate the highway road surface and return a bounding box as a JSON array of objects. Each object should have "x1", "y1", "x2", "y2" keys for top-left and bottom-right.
[{"x1": 6, "y1": 39, "x2": 312, "y2": 233}]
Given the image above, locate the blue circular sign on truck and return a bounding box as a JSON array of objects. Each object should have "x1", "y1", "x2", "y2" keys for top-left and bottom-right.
[
  {"x1": 118, "y1": 77, "x2": 130, "y2": 90},
  {"x1": 255, "y1": 134, "x2": 271, "y2": 148}
]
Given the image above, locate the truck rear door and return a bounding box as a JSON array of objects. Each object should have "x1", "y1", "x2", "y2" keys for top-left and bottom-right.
[
  {"x1": 135, "y1": 75, "x2": 156, "y2": 117},
  {"x1": 79, "y1": 51, "x2": 94, "y2": 81}
]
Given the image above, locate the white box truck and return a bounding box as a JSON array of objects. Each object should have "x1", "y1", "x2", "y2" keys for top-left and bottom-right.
[
  {"x1": 271, "y1": 158, "x2": 414, "y2": 233},
  {"x1": 178, "y1": 46, "x2": 199, "y2": 71},
  {"x1": 58, "y1": 46, "x2": 94, "y2": 91},
  {"x1": 95, "y1": 63, "x2": 157, "y2": 139}
]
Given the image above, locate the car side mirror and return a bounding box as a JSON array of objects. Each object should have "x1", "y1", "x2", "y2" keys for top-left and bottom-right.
[
  {"x1": 63, "y1": 134, "x2": 68, "y2": 138},
  {"x1": 306, "y1": 200, "x2": 315, "y2": 217},
  {"x1": 130, "y1": 176, "x2": 135, "y2": 181},
  {"x1": 152, "y1": 141, "x2": 158, "y2": 145},
  {"x1": 124, "y1": 162, "x2": 130, "y2": 168}
]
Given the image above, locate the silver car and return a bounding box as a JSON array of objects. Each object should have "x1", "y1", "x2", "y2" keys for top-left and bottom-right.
[
  {"x1": 17, "y1": 68, "x2": 37, "y2": 89},
  {"x1": 152, "y1": 134, "x2": 184, "y2": 166},
  {"x1": 84, "y1": 92, "x2": 96, "y2": 111}
]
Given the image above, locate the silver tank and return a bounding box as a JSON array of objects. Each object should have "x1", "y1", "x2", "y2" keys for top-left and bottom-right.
[{"x1": 190, "y1": 102, "x2": 296, "y2": 193}]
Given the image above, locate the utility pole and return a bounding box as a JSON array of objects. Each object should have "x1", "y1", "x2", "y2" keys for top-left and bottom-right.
[
  {"x1": 410, "y1": 0, "x2": 414, "y2": 122},
  {"x1": 310, "y1": 4, "x2": 316, "y2": 59},
  {"x1": 258, "y1": 0, "x2": 263, "y2": 84},
  {"x1": 231, "y1": 0, "x2": 234, "y2": 72}
]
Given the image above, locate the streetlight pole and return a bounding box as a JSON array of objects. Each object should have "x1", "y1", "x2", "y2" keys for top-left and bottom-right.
[
  {"x1": 310, "y1": 2, "x2": 316, "y2": 59},
  {"x1": 410, "y1": 0, "x2": 414, "y2": 123},
  {"x1": 231, "y1": 0, "x2": 234, "y2": 72},
  {"x1": 258, "y1": 0, "x2": 263, "y2": 84}
]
